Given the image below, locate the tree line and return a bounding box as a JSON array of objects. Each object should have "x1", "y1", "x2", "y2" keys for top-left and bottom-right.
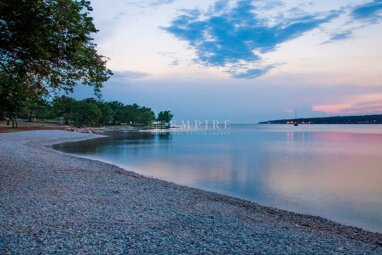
[
  {"x1": 259, "y1": 114, "x2": 382, "y2": 125},
  {"x1": 17, "y1": 96, "x2": 173, "y2": 127}
]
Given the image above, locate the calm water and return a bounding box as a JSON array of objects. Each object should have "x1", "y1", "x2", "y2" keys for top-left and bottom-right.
[{"x1": 53, "y1": 125, "x2": 382, "y2": 233}]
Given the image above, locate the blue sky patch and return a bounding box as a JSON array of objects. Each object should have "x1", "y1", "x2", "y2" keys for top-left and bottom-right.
[
  {"x1": 352, "y1": 0, "x2": 382, "y2": 22},
  {"x1": 164, "y1": 0, "x2": 338, "y2": 79}
]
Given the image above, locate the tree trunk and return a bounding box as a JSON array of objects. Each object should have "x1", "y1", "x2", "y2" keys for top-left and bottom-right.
[
  {"x1": 29, "y1": 110, "x2": 33, "y2": 122},
  {"x1": 11, "y1": 112, "x2": 18, "y2": 128}
]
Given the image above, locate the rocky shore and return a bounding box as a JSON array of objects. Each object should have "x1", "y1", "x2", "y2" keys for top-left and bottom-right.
[{"x1": 1, "y1": 130, "x2": 381, "y2": 254}]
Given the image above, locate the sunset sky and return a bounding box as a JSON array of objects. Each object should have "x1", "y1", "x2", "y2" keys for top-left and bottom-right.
[{"x1": 75, "y1": 0, "x2": 382, "y2": 123}]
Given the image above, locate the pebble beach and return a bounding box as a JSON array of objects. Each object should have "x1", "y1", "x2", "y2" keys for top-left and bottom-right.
[{"x1": 1, "y1": 130, "x2": 381, "y2": 254}]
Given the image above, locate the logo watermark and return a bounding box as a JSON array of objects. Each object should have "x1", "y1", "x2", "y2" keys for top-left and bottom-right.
[{"x1": 153, "y1": 120, "x2": 232, "y2": 135}]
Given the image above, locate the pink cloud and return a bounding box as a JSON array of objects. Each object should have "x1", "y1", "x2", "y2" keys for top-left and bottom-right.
[
  {"x1": 313, "y1": 94, "x2": 382, "y2": 115},
  {"x1": 313, "y1": 103, "x2": 352, "y2": 114}
]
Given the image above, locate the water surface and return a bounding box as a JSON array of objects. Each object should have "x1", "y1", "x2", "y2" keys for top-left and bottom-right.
[{"x1": 53, "y1": 125, "x2": 382, "y2": 233}]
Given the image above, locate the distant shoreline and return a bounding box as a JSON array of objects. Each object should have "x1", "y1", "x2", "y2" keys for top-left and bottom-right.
[
  {"x1": 1, "y1": 130, "x2": 382, "y2": 253},
  {"x1": 259, "y1": 113, "x2": 382, "y2": 125}
]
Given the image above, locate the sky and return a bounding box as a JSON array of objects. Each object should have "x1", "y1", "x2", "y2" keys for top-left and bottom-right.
[{"x1": 73, "y1": 0, "x2": 382, "y2": 123}]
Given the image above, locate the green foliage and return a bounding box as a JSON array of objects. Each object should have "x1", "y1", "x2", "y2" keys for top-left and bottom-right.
[
  {"x1": 0, "y1": 72, "x2": 24, "y2": 112},
  {"x1": 138, "y1": 107, "x2": 156, "y2": 125},
  {"x1": 96, "y1": 101, "x2": 114, "y2": 126},
  {"x1": 108, "y1": 101, "x2": 126, "y2": 125},
  {"x1": 0, "y1": 0, "x2": 112, "y2": 122},
  {"x1": 123, "y1": 104, "x2": 155, "y2": 125},
  {"x1": 157, "y1": 110, "x2": 173, "y2": 126},
  {"x1": 69, "y1": 100, "x2": 102, "y2": 127},
  {"x1": 52, "y1": 96, "x2": 76, "y2": 124},
  {"x1": 46, "y1": 96, "x2": 165, "y2": 127},
  {"x1": 34, "y1": 101, "x2": 53, "y2": 121},
  {"x1": 18, "y1": 97, "x2": 52, "y2": 121}
]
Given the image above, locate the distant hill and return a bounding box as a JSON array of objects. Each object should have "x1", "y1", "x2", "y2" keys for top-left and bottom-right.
[{"x1": 259, "y1": 114, "x2": 382, "y2": 124}]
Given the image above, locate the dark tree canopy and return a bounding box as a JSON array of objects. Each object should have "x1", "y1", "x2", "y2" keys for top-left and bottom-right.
[
  {"x1": 157, "y1": 110, "x2": 173, "y2": 126},
  {"x1": 46, "y1": 96, "x2": 162, "y2": 127},
  {"x1": 0, "y1": 0, "x2": 112, "y2": 113}
]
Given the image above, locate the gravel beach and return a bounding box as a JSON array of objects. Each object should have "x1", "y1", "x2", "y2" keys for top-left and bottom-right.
[{"x1": 1, "y1": 130, "x2": 381, "y2": 254}]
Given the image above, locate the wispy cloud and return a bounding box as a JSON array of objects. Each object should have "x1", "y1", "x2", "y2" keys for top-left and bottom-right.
[
  {"x1": 320, "y1": 1, "x2": 382, "y2": 44},
  {"x1": 322, "y1": 30, "x2": 353, "y2": 44},
  {"x1": 351, "y1": 0, "x2": 382, "y2": 22},
  {"x1": 112, "y1": 71, "x2": 149, "y2": 81},
  {"x1": 125, "y1": 0, "x2": 176, "y2": 8},
  {"x1": 149, "y1": 0, "x2": 176, "y2": 7},
  {"x1": 163, "y1": 0, "x2": 338, "y2": 79},
  {"x1": 114, "y1": 11, "x2": 126, "y2": 20},
  {"x1": 330, "y1": 31, "x2": 353, "y2": 41},
  {"x1": 313, "y1": 93, "x2": 382, "y2": 115},
  {"x1": 231, "y1": 66, "x2": 275, "y2": 79},
  {"x1": 261, "y1": 0, "x2": 284, "y2": 10}
]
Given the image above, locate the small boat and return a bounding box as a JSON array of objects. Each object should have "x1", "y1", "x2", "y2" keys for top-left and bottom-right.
[{"x1": 293, "y1": 109, "x2": 299, "y2": 126}]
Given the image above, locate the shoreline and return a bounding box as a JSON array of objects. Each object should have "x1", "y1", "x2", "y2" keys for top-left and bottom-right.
[
  {"x1": 1, "y1": 130, "x2": 381, "y2": 254},
  {"x1": 49, "y1": 133, "x2": 382, "y2": 238},
  {"x1": 51, "y1": 134, "x2": 381, "y2": 235}
]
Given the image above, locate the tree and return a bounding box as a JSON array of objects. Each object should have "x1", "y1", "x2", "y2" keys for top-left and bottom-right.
[
  {"x1": 123, "y1": 104, "x2": 155, "y2": 125},
  {"x1": 124, "y1": 103, "x2": 140, "y2": 125},
  {"x1": 0, "y1": 0, "x2": 112, "y2": 127},
  {"x1": 69, "y1": 99, "x2": 101, "y2": 127},
  {"x1": 52, "y1": 96, "x2": 76, "y2": 125},
  {"x1": 138, "y1": 107, "x2": 155, "y2": 125},
  {"x1": 19, "y1": 96, "x2": 50, "y2": 122},
  {"x1": 0, "y1": 72, "x2": 23, "y2": 127},
  {"x1": 96, "y1": 101, "x2": 114, "y2": 126},
  {"x1": 34, "y1": 100, "x2": 53, "y2": 121},
  {"x1": 157, "y1": 110, "x2": 173, "y2": 126},
  {"x1": 108, "y1": 101, "x2": 125, "y2": 125}
]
